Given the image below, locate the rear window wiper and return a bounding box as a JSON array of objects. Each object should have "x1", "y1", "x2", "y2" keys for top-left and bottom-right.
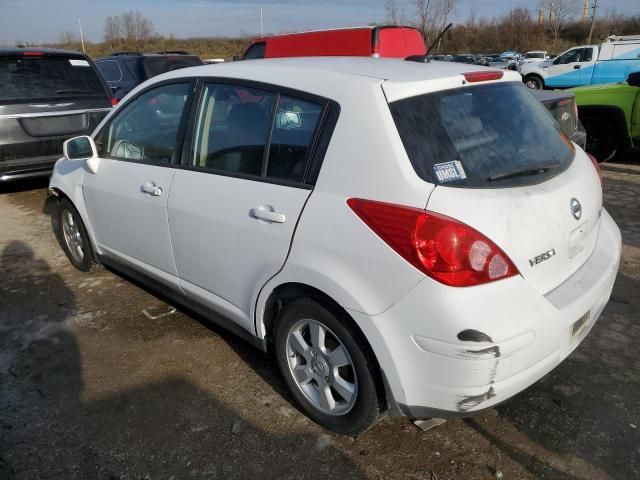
[
  {"x1": 487, "y1": 162, "x2": 560, "y2": 182},
  {"x1": 54, "y1": 89, "x2": 92, "y2": 95}
]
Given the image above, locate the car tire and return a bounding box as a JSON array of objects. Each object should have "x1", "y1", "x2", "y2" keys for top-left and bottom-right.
[
  {"x1": 524, "y1": 75, "x2": 543, "y2": 89},
  {"x1": 56, "y1": 198, "x2": 101, "y2": 272},
  {"x1": 274, "y1": 297, "x2": 383, "y2": 435},
  {"x1": 581, "y1": 115, "x2": 619, "y2": 162}
]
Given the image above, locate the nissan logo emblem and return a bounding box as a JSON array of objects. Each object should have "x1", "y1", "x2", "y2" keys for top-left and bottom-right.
[{"x1": 570, "y1": 198, "x2": 582, "y2": 220}]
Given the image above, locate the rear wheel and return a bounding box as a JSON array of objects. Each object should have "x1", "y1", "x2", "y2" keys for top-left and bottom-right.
[
  {"x1": 581, "y1": 115, "x2": 619, "y2": 162},
  {"x1": 56, "y1": 198, "x2": 101, "y2": 272},
  {"x1": 274, "y1": 298, "x2": 383, "y2": 434},
  {"x1": 524, "y1": 75, "x2": 543, "y2": 89}
]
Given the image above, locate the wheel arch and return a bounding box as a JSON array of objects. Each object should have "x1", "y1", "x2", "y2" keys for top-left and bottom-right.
[
  {"x1": 577, "y1": 105, "x2": 631, "y2": 148},
  {"x1": 258, "y1": 281, "x2": 389, "y2": 410},
  {"x1": 523, "y1": 73, "x2": 544, "y2": 89},
  {"x1": 48, "y1": 161, "x2": 102, "y2": 259}
]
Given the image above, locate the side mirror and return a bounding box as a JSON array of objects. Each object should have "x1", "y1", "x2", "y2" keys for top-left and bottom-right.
[
  {"x1": 62, "y1": 136, "x2": 100, "y2": 173},
  {"x1": 627, "y1": 71, "x2": 640, "y2": 87}
]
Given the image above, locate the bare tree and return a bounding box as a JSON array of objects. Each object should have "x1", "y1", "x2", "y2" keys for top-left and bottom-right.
[
  {"x1": 502, "y1": 8, "x2": 534, "y2": 52},
  {"x1": 542, "y1": 0, "x2": 578, "y2": 53},
  {"x1": 104, "y1": 15, "x2": 122, "y2": 46},
  {"x1": 103, "y1": 10, "x2": 154, "y2": 45},
  {"x1": 415, "y1": 0, "x2": 456, "y2": 44},
  {"x1": 385, "y1": 0, "x2": 405, "y2": 24},
  {"x1": 58, "y1": 31, "x2": 78, "y2": 46},
  {"x1": 120, "y1": 10, "x2": 154, "y2": 42}
]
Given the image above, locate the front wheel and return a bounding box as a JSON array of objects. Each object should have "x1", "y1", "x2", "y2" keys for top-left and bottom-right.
[
  {"x1": 56, "y1": 198, "x2": 100, "y2": 272},
  {"x1": 581, "y1": 115, "x2": 619, "y2": 162},
  {"x1": 524, "y1": 75, "x2": 543, "y2": 89},
  {"x1": 274, "y1": 298, "x2": 383, "y2": 434}
]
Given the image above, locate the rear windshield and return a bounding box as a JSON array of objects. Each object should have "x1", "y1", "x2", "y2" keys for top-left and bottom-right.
[
  {"x1": 0, "y1": 55, "x2": 107, "y2": 104},
  {"x1": 141, "y1": 56, "x2": 203, "y2": 79},
  {"x1": 389, "y1": 82, "x2": 574, "y2": 188}
]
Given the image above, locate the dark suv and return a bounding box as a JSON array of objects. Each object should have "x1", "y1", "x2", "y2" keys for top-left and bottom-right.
[
  {"x1": 95, "y1": 51, "x2": 203, "y2": 100},
  {"x1": 0, "y1": 48, "x2": 113, "y2": 182}
]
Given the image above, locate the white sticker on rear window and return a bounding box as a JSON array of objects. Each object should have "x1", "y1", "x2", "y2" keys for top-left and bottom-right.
[
  {"x1": 433, "y1": 160, "x2": 467, "y2": 183},
  {"x1": 69, "y1": 59, "x2": 90, "y2": 67}
]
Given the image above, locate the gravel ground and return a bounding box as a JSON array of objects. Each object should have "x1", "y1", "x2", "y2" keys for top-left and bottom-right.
[{"x1": 0, "y1": 167, "x2": 638, "y2": 480}]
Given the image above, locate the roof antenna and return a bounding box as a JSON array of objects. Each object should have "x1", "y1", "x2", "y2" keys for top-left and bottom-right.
[
  {"x1": 405, "y1": 23, "x2": 453, "y2": 63},
  {"x1": 426, "y1": 23, "x2": 453, "y2": 58}
]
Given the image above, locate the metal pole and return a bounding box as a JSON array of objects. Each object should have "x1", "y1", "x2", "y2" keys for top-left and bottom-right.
[
  {"x1": 587, "y1": 0, "x2": 598, "y2": 44},
  {"x1": 78, "y1": 18, "x2": 85, "y2": 53},
  {"x1": 260, "y1": 8, "x2": 264, "y2": 37}
]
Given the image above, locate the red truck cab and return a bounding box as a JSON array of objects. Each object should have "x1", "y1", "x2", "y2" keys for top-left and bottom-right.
[{"x1": 242, "y1": 26, "x2": 426, "y2": 60}]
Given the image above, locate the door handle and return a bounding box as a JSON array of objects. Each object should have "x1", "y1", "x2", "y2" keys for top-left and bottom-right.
[
  {"x1": 141, "y1": 181, "x2": 162, "y2": 197},
  {"x1": 251, "y1": 207, "x2": 286, "y2": 223},
  {"x1": 573, "y1": 65, "x2": 581, "y2": 69}
]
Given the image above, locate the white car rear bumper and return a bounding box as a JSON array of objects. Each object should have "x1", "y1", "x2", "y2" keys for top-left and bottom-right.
[{"x1": 349, "y1": 209, "x2": 621, "y2": 417}]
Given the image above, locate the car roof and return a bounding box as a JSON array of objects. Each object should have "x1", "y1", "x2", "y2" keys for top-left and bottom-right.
[
  {"x1": 161, "y1": 56, "x2": 508, "y2": 83},
  {"x1": 0, "y1": 47, "x2": 88, "y2": 57},
  {"x1": 250, "y1": 25, "x2": 418, "y2": 41},
  {"x1": 148, "y1": 57, "x2": 520, "y2": 104}
]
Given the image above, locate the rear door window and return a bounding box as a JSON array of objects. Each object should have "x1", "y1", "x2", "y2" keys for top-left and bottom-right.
[
  {"x1": 0, "y1": 55, "x2": 107, "y2": 104},
  {"x1": 268, "y1": 95, "x2": 323, "y2": 182},
  {"x1": 389, "y1": 82, "x2": 574, "y2": 188},
  {"x1": 191, "y1": 83, "x2": 323, "y2": 183}
]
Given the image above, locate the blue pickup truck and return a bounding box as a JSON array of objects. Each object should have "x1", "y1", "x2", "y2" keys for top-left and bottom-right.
[{"x1": 518, "y1": 35, "x2": 640, "y2": 89}]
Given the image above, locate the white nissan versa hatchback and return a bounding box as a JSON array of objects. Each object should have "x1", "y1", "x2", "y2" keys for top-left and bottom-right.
[{"x1": 49, "y1": 57, "x2": 621, "y2": 434}]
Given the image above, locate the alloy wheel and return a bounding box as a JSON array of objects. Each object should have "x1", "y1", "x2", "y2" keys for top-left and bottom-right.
[{"x1": 285, "y1": 318, "x2": 358, "y2": 416}]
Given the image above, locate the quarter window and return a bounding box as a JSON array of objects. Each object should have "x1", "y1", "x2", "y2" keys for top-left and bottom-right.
[{"x1": 96, "y1": 82, "x2": 191, "y2": 164}]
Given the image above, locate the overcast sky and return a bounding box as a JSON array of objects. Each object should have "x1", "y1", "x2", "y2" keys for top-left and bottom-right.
[{"x1": 1, "y1": 0, "x2": 638, "y2": 44}]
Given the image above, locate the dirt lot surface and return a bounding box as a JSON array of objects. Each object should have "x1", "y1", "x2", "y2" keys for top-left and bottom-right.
[{"x1": 1, "y1": 167, "x2": 639, "y2": 480}]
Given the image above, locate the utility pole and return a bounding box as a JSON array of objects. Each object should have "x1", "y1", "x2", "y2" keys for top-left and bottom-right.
[
  {"x1": 587, "y1": 0, "x2": 598, "y2": 44},
  {"x1": 260, "y1": 8, "x2": 264, "y2": 37},
  {"x1": 78, "y1": 18, "x2": 85, "y2": 53}
]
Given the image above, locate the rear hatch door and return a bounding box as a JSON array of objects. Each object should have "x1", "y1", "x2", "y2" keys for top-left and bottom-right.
[{"x1": 387, "y1": 79, "x2": 602, "y2": 294}]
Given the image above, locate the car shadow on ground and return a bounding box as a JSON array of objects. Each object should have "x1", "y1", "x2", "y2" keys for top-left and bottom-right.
[
  {"x1": 490, "y1": 269, "x2": 640, "y2": 479},
  {"x1": 0, "y1": 241, "x2": 366, "y2": 479},
  {"x1": 0, "y1": 177, "x2": 50, "y2": 195}
]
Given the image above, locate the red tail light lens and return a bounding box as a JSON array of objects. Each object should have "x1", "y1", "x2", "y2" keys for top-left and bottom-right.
[
  {"x1": 587, "y1": 153, "x2": 603, "y2": 188},
  {"x1": 110, "y1": 97, "x2": 119, "y2": 107},
  {"x1": 463, "y1": 71, "x2": 504, "y2": 83},
  {"x1": 347, "y1": 198, "x2": 519, "y2": 287}
]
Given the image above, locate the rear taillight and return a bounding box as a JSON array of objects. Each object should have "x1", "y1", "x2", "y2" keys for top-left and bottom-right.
[
  {"x1": 347, "y1": 199, "x2": 519, "y2": 287},
  {"x1": 22, "y1": 51, "x2": 44, "y2": 56},
  {"x1": 110, "y1": 97, "x2": 119, "y2": 107},
  {"x1": 587, "y1": 153, "x2": 603, "y2": 188}
]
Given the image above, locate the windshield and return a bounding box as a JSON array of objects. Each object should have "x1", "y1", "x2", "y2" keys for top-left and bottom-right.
[
  {"x1": 389, "y1": 82, "x2": 574, "y2": 188},
  {"x1": 0, "y1": 55, "x2": 106, "y2": 104},
  {"x1": 526, "y1": 52, "x2": 545, "y2": 59}
]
